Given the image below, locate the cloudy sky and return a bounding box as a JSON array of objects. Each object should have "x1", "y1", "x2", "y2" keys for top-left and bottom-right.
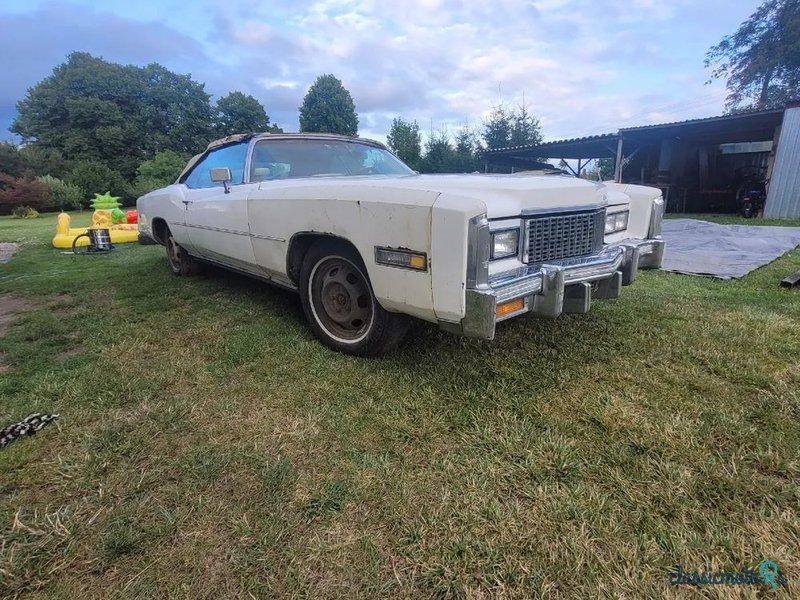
[{"x1": 1, "y1": 0, "x2": 761, "y2": 144}]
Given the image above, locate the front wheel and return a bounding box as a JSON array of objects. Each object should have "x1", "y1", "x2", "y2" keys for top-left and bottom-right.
[
  {"x1": 165, "y1": 228, "x2": 202, "y2": 276},
  {"x1": 299, "y1": 242, "x2": 409, "y2": 357}
]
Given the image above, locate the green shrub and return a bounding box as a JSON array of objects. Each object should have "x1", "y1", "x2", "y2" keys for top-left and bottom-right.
[
  {"x1": 128, "y1": 151, "x2": 188, "y2": 201},
  {"x1": 37, "y1": 175, "x2": 86, "y2": 210},
  {"x1": 128, "y1": 176, "x2": 166, "y2": 201},
  {"x1": 137, "y1": 150, "x2": 188, "y2": 184},
  {"x1": 11, "y1": 205, "x2": 40, "y2": 219}
]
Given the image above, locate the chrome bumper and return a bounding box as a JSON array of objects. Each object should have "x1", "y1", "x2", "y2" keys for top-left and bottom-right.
[{"x1": 447, "y1": 237, "x2": 665, "y2": 340}]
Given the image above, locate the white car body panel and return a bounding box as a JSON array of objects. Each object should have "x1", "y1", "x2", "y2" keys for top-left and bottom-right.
[{"x1": 184, "y1": 183, "x2": 260, "y2": 274}]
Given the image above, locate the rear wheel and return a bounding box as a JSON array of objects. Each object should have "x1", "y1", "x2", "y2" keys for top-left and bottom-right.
[
  {"x1": 299, "y1": 242, "x2": 409, "y2": 357},
  {"x1": 165, "y1": 228, "x2": 201, "y2": 276}
]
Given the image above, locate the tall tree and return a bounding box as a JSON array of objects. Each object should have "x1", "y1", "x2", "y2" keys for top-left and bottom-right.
[
  {"x1": 299, "y1": 74, "x2": 359, "y2": 136},
  {"x1": 419, "y1": 126, "x2": 457, "y2": 173},
  {"x1": 585, "y1": 158, "x2": 615, "y2": 181},
  {"x1": 386, "y1": 117, "x2": 422, "y2": 170},
  {"x1": 19, "y1": 146, "x2": 70, "y2": 179},
  {"x1": 0, "y1": 143, "x2": 25, "y2": 177},
  {"x1": 706, "y1": 0, "x2": 800, "y2": 111},
  {"x1": 136, "y1": 62, "x2": 213, "y2": 156},
  {"x1": 510, "y1": 99, "x2": 543, "y2": 147},
  {"x1": 453, "y1": 123, "x2": 481, "y2": 172},
  {"x1": 482, "y1": 104, "x2": 514, "y2": 150},
  {"x1": 214, "y1": 91, "x2": 271, "y2": 136},
  {"x1": 11, "y1": 52, "x2": 212, "y2": 178}
]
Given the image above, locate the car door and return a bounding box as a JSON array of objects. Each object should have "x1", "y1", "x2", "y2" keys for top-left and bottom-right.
[{"x1": 181, "y1": 142, "x2": 260, "y2": 274}]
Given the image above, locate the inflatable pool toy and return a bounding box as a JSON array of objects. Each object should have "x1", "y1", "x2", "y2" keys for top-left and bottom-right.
[
  {"x1": 52, "y1": 192, "x2": 139, "y2": 249},
  {"x1": 53, "y1": 212, "x2": 139, "y2": 248}
]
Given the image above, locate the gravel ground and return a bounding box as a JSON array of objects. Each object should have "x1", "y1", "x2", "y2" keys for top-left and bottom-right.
[{"x1": 0, "y1": 242, "x2": 19, "y2": 264}]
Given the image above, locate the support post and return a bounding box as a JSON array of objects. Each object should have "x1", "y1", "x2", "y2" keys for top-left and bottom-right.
[{"x1": 615, "y1": 137, "x2": 624, "y2": 183}]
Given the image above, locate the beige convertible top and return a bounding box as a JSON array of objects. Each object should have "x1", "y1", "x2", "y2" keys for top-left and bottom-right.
[{"x1": 176, "y1": 132, "x2": 386, "y2": 183}]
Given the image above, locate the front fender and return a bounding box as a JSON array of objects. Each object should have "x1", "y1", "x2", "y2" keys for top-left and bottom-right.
[
  {"x1": 430, "y1": 194, "x2": 488, "y2": 323},
  {"x1": 248, "y1": 184, "x2": 440, "y2": 321},
  {"x1": 602, "y1": 183, "x2": 663, "y2": 239}
]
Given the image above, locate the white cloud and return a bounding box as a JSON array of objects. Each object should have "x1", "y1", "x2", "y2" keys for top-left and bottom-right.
[
  {"x1": 0, "y1": 0, "x2": 763, "y2": 142},
  {"x1": 209, "y1": 0, "x2": 757, "y2": 140}
]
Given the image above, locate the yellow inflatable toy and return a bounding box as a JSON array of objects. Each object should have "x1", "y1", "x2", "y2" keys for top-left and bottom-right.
[{"x1": 52, "y1": 192, "x2": 139, "y2": 249}]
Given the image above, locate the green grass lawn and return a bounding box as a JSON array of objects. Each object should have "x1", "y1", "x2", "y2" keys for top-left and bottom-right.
[{"x1": 1, "y1": 212, "x2": 799, "y2": 599}]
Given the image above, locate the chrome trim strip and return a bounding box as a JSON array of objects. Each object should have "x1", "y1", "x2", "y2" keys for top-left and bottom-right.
[
  {"x1": 520, "y1": 202, "x2": 606, "y2": 216},
  {"x1": 183, "y1": 223, "x2": 286, "y2": 242},
  {"x1": 251, "y1": 233, "x2": 286, "y2": 242},
  {"x1": 493, "y1": 275, "x2": 543, "y2": 304},
  {"x1": 466, "y1": 214, "x2": 490, "y2": 289},
  {"x1": 185, "y1": 223, "x2": 250, "y2": 236},
  {"x1": 649, "y1": 195, "x2": 665, "y2": 237}
]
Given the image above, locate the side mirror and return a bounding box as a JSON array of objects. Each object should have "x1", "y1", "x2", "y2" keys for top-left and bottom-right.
[{"x1": 210, "y1": 167, "x2": 232, "y2": 193}]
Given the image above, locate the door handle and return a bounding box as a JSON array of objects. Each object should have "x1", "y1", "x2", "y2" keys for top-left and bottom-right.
[{"x1": 182, "y1": 200, "x2": 192, "y2": 206}]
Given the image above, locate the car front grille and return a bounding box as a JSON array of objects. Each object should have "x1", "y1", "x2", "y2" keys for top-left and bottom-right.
[{"x1": 525, "y1": 209, "x2": 605, "y2": 264}]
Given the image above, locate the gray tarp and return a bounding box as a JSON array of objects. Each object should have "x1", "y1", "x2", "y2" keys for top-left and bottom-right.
[{"x1": 660, "y1": 219, "x2": 800, "y2": 279}]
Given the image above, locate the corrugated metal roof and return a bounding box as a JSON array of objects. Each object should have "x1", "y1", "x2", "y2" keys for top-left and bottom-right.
[
  {"x1": 485, "y1": 133, "x2": 617, "y2": 154},
  {"x1": 765, "y1": 105, "x2": 800, "y2": 218},
  {"x1": 619, "y1": 108, "x2": 784, "y2": 132},
  {"x1": 484, "y1": 107, "x2": 786, "y2": 155}
]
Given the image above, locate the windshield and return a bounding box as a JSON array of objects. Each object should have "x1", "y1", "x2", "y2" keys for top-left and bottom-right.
[{"x1": 249, "y1": 139, "x2": 415, "y2": 181}]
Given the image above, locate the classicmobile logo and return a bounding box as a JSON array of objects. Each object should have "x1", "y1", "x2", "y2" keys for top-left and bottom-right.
[{"x1": 668, "y1": 561, "x2": 787, "y2": 589}]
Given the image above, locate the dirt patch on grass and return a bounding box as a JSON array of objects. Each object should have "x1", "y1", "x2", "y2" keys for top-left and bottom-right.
[
  {"x1": 56, "y1": 345, "x2": 86, "y2": 361},
  {"x1": 0, "y1": 295, "x2": 34, "y2": 337},
  {"x1": 0, "y1": 242, "x2": 19, "y2": 264},
  {"x1": 46, "y1": 293, "x2": 75, "y2": 310}
]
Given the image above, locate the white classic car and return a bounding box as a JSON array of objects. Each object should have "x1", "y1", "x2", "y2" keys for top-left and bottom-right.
[{"x1": 137, "y1": 133, "x2": 665, "y2": 356}]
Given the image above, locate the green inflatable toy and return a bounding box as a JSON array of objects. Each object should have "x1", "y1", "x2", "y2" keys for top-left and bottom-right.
[
  {"x1": 111, "y1": 207, "x2": 127, "y2": 224},
  {"x1": 91, "y1": 191, "x2": 122, "y2": 211}
]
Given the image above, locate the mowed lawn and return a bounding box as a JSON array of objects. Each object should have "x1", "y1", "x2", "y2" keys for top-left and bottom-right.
[{"x1": 1, "y1": 211, "x2": 799, "y2": 599}]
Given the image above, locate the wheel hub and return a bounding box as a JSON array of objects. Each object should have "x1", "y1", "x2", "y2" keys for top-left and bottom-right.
[
  {"x1": 312, "y1": 258, "x2": 373, "y2": 340},
  {"x1": 323, "y1": 282, "x2": 354, "y2": 324}
]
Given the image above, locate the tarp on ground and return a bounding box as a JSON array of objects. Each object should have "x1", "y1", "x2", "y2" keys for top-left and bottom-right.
[{"x1": 660, "y1": 219, "x2": 800, "y2": 279}]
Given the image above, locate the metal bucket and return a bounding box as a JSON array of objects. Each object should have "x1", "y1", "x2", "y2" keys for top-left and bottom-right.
[{"x1": 72, "y1": 228, "x2": 114, "y2": 253}]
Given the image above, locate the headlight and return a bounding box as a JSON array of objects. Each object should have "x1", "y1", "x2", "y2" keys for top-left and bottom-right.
[
  {"x1": 491, "y1": 229, "x2": 519, "y2": 259},
  {"x1": 605, "y1": 210, "x2": 629, "y2": 234}
]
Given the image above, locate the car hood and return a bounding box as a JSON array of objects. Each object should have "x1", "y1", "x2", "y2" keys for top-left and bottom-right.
[
  {"x1": 408, "y1": 174, "x2": 618, "y2": 218},
  {"x1": 258, "y1": 173, "x2": 628, "y2": 219}
]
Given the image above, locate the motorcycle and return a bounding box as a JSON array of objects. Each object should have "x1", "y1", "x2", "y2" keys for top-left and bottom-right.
[{"x1": 734, "y1": 165, "x2": 767, "y2": 219}]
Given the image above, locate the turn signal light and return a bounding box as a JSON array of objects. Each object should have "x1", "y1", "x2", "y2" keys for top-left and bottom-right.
[
  {"x1": 496, "y1": 297, "x2": 525, "y2": 318},
  {"x1": 375, "y1": 247, "x2": 428, "y2": 271},
  {"x1": 408, "y1": 254, "x2": 426, "y2": 269}
]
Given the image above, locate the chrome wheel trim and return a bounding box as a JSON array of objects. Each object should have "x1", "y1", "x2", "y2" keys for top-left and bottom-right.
[{"x1": 308, "y1": 255, "x2": 375, "y2": 344}]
